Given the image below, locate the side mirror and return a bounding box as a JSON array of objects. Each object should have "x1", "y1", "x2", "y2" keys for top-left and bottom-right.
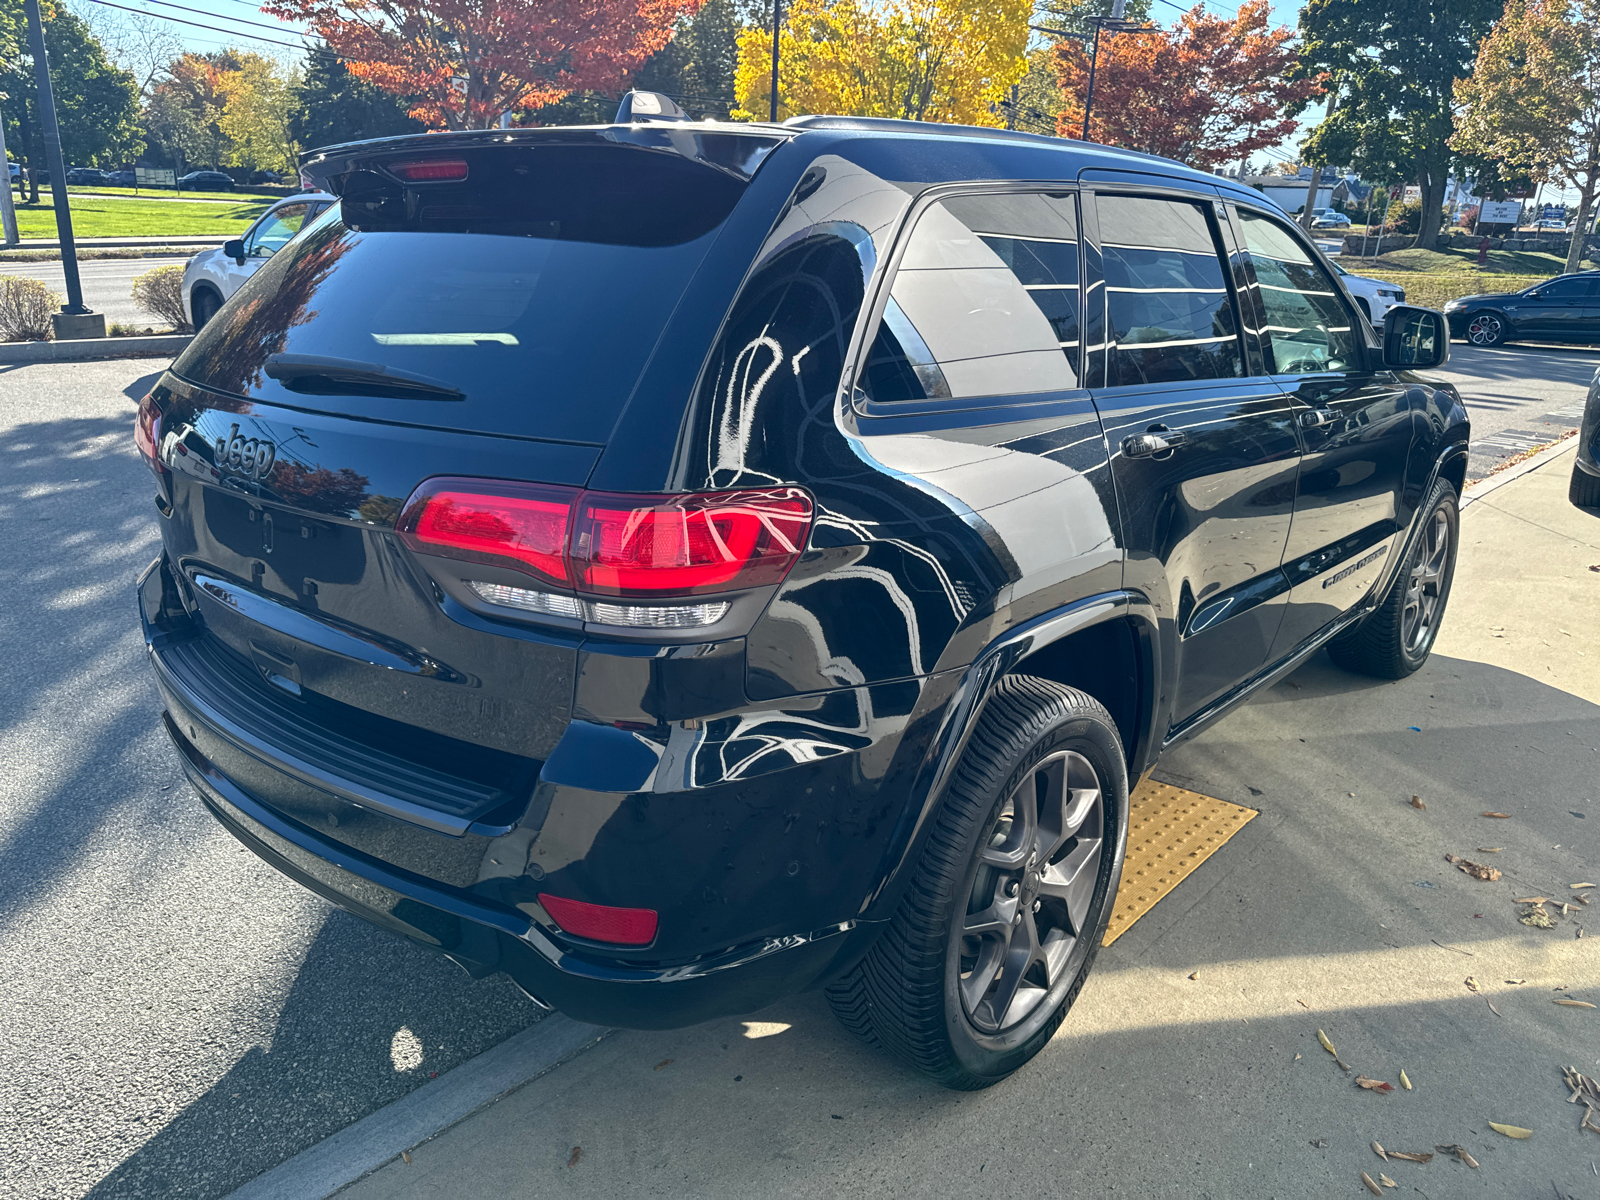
[
  {"x1": 1383, "y1": 305, "x2": 1449, "y2": 370},
  {"x1": 223, "y1": 239, "x2": 245, "y2": 264}
]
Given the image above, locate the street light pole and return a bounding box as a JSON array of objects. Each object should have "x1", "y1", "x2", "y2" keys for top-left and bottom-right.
[
  {"x1": 769, "y1": 0, "x2": 782, "y2": 123},
  {"x1": 0, "y1": 95, "x2": 20, "y2": 248},
  {"x1": 24, "y1": 0, "x2": 101, "y2": 335}
]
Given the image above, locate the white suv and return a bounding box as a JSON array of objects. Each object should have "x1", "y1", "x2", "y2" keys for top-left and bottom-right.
[
  {"x1": 1330, "y1": 260, "x2": 1406, "y2": 327},
  {"x1": 183, "y1": 193, "x2": 336, "y2": 328}
]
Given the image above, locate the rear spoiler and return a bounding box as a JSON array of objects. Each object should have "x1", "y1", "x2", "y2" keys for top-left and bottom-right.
[{"x1": 298, "y1": 125, "x2": 789, "y2": 196}]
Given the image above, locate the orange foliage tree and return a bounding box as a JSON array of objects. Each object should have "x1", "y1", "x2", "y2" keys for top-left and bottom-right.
[
  {"x1": 263, "y1": 0, "x2": 701, "y2": 129},
  {"x1": 1053, "y1": 0, "x2": 1322, "y2": 169}
]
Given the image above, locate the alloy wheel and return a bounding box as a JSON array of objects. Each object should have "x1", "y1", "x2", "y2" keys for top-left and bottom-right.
[
  {"x1": 958, "y1": 750, "x2": 1105, "y2": 1036},
  {"x1": 1402, "y1": 508, "x2": 1451, "y2": 654},
  {"x1": 1466, "y1": 314, "x2": 1502, "y2": 345}
]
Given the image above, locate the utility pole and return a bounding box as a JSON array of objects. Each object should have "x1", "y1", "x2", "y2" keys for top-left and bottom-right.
[
  {"x1": 24, "y1": 0, "x2": 101, "y2": 337},
  {"x1": 1300, "y1": 90, "x2": 1338, "y2": 232},
  {"x1": 1078, "y1": 0, "x2": 1140, "y2": 143},
  {"x1": 0, "y1": 94, "x2": 19, "y2": 248},
  {"x1": 769, "y1": 0, "x2": 782, "y2": 123}
]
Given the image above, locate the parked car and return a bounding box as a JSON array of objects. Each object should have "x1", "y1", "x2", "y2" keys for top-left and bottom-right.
[
  {"x1": 181, "y1": 193, "x2": 336, "y2": 328},
  {"x1": 1443, "y1": 273, "x2": 1600, "y2": 345},
  {"x1": 107, "y1": 169, "x2": 137, "y2": 187},
  {"x1": 248, "y1": 169, "x2": 284, "y2": 184},
  {"x1": 1311, "y1": 210, "x2": 1351, "y2": 229},
  {"x1": 65, "y1": 167, "x2": 111, "y2": 186},
  {"x1": 1330, "y1": 261, "x2": 1407, "y2": 327},
  {"x1": 178, "y1": 170, "x2": 236, "y2": 191},
  {"x1": 1571, "y1": 365, "x2": 1600, "y2": 508},
  {"x1": 1536, "y1": 217, "x2": 1568, "y2": 231},
  {"x1": 136, "y1": 101, "x2": 1467, "y2": 1090}
]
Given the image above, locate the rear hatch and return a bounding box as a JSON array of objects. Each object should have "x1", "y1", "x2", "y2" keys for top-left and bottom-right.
[{"x1": 155, "y1": 127, "x2": 784, "y2": 845}]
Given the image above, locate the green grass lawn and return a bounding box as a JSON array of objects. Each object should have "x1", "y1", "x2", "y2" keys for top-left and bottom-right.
[
  {"x1": 14, "y1": 194, "x2": 269, "y2": 238},
  {"x1": 62, "y1": 185, "x2": 246, "y2": 203},
  {"x1": 1340, "y1": 245, "x2": 1570, "y2": 308}
]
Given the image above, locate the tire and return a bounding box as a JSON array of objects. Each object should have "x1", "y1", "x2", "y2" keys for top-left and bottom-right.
[
  {"x1": 1329, "y1": 478, "x2": 1459, "y2": 679},
  {"x1": 191, "y1": 289, "x2": 220, "y2": 330},
  {"x1": 826, "y1": 675, "x2": 1128, "y2": 1090},
  {"x1": 1572, "y1": 462, "x2": 1600, "y2": 509},
  {"x1": 1465, "y1": 311, "x2": 1509, "y2": 346},
  {"x1": 1355, "y1": 297, "x2": 1372, "y2": 322}
]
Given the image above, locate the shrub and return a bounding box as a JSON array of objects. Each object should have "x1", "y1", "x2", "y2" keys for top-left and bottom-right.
[
  {"x1": 0, "y1": 275, "x2": 59, "y2": 340},
  {"x1": 131, "y1": 263, "x2": 190, "y2": 331}
]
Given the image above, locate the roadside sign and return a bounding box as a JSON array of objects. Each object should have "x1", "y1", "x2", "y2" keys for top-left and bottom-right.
[
  {"x1": 1478, "y1": 200, "x2": 1522, "y2": 225},
  {"x1": 1542, "y1": 205, "x2": 1565, "y2": 222},
  {"x1": 135, "y1": 167, "x2": 175, "y2": 191},
  {"x1": 1403, "y1": 185, "x2": 1421, "y2": 202}
]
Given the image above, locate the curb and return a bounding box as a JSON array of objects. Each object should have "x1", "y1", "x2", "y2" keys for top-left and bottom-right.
[
  {"x1": 0, "y1": 334, "x2": 191, "y2": 363},
  {"x1": 224, "y1": 1016, "x2": 608, "y2": 1200},
  {"x1": 12, "y1": 236, "x2": 226, "y2": 250},
  {"x1": 1461, "y1": 434, "x2": 1578, "y2": 511}
]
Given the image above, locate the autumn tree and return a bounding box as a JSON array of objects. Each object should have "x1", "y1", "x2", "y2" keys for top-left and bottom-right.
[
  {"x1": 218, "y1": 53, "x2": 300, "y2": 173},
  {"x1": 1052, "y1": 0, "x2": 1320, "y2": 169},
  {"x1": 142, "y1": 52, "x2": 238, "y2": 173},
  {"x1": 263, "y1": 0, "x2": 702, "y2": 129},
  {"x1": 1453, "y1": 0, "x2": 1600, "y2": 273},
  {"x1": 732, "y1": 0, "x2": 1030, "y2": 126},
  {"x1": 1297, "y1": 0, "x2": 1501, "y2": 251}
]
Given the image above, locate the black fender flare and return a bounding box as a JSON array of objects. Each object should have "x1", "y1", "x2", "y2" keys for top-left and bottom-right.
[{"x1": 855, "y1": 590, "x2": 1159, "y2": 927}]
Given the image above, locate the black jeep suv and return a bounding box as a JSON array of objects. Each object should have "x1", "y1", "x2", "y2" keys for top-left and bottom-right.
[{"x1": 136, "y1": 105, "x2": 1467, "y2": 1089}]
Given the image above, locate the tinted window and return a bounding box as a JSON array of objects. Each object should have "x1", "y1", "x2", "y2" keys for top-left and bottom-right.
[
  {"x1": 1533, "y1": 277, "x2": 1594, "y2": 299},
  {"x1": 860, "y1": 192, "x2": 1080, "y2": 403},
  {"x1": 1098, "y1": 194, "x2": 1242, "y2": 387},
  {"x1": 1239, "y1": 211, "x2": 1360, "y2": 375},
  {"x1": 172, "y1": 146, "x2": 748, "y2": 443}
]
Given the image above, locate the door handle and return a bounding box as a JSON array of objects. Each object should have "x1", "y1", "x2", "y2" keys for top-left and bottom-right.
[
  {"x1": 1300, "y1": 408, "x2": 1337, "y2": 429},
  {"x1": 1122, "y1": 429, "x2": 1187, "y2": 458}
]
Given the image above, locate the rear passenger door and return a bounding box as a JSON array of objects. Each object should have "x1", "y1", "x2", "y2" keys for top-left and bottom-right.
[
  {"x1": 1231, "y1": 206, "x2": 1415, "y2": 658},
  {"x1": 1084, "y1": 186, "x2": 1303, "y2": 733}
]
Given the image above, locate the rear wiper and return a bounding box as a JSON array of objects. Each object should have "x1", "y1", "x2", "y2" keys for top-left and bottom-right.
[{"x1": 264, "y1": 354, "x2": 465, "y2": 401}]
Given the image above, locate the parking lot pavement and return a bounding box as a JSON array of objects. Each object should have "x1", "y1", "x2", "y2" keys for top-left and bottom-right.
[
  {"x1": 1431, "y1": 343, "x2": 1597, "y2": 479},
  {"x1": 0, "y1": 256, "x2": 193, "y2": 328},
  {"x1": 339, "y1": 448, "x2": 1600, "y2": 1200},
  {"x1": 0, "y1": 361, "x2": 544, "y2": 1200}
]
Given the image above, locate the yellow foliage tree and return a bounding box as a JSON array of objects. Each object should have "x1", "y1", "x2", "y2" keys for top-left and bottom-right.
[
  {"x1": 217, "y1": 53, "x2": 300, "y2": 173},
  {"x1": 732, "y1": 0, "x2": 1029, "y2": 127}
]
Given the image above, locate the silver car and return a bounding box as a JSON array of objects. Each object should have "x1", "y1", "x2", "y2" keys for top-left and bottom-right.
[{"x1": 183, "y1": 193, "x2": 336, "y2": 328}]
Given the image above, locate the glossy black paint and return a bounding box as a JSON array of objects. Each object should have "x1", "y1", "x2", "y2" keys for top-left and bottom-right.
[
  {"x1": 1444, "y1": 274, "x2": 1600, "y2": 342},
  {"x1": 140, "y1": 120, "x2": 1469, "y2": 1029}
]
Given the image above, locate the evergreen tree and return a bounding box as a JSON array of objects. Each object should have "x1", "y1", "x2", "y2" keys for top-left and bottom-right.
[{"x1": 290, "y1": 49, "x2": 423, "y2": 152}]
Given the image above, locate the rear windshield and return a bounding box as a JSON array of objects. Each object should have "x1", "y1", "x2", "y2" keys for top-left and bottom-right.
[{"x1": 173, "y1": 145, "x2": 750, "y2": 444}]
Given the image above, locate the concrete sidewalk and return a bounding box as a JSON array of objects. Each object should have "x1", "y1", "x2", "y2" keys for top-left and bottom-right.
[{"x1": 320, "y1": 446, "x2": 1600, "y2": 1199}]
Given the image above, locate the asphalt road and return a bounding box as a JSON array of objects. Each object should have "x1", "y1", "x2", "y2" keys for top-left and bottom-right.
[
  {"x1": 1431, "y1": 343, "x2": 1597, "y2": 479},
  {"x1": 0, "y1": 256, "x2": 194, "y2": 328},
  {"x1": 0, "y1": 360, "x2": 545, "y2": 1200}
]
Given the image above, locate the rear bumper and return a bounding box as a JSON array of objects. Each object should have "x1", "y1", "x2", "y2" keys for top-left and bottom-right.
[{"x1": 139, "y1": 554, "x2": 914, "y2": 1028}]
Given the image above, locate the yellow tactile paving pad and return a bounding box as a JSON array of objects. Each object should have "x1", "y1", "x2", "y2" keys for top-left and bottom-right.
[{"x1": 1102, "y1": 782, "x2": 1257, "y2": 946}]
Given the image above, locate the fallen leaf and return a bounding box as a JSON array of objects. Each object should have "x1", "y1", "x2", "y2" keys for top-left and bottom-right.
[
  {"x1": 1514, "y1": 897, "x2": 1551, "y2": 904},
  {"x1": 1464, "y1": 976, "x2": 1481, "y2": 993},
  {"x1": 1436, "y1": 1144, "x2": 1479, "y2": 1168},
  {"x1": 1522, "y1": 907, "x2": 1556, "y2": 929},
  {"x1": 1316, "y1": 1029, "x2": 1337, "y2": 1055},
  {"x1": 1360, "y1": 1171, "x2": 1383, "y2": 1195},
  {"x1": 1410, "y1": 795, "x2": 1425, "y2": 810},
  {"x1": 1297, "y1": 999, "x2": 1309, "y2": 1009},
  {"x1": 654, "y1": 1059, "x2": 675, "y2": 1070},
  {"x1": 1444, "y1": 854, "x2": 1502, "y2": 882},
  {"x1": 1188, "y1": 971, "x2": 1198, "y2": 980},
  {"x1": 1487, "y1": 998, "x2": 1502, "y2": 1017},
  {"x1": 401, "y1": 1150, "x2": 412, "y2": 1166},
  {"x1": 1488, "y1": 1122, "x2": 1532, "y2": 1138},
  {"x1": 1355, "y1": 1075, "x2": 1395, "y2": 1093},
  {"x1": 567, "y1": 1146, "x2": 582, "y2": 1168},
  {"x1": 1555, "y1": 999, "x2": 1597, "y2": 1008},
  {"x1": 1400, "y1": 1068, "x2": 1412, "y2": 1090},
  {"x1": 1372, "y1": 1140, "x2": 1387, "y2": 1160},
  {"x1": 1379, "y1": 1173, "x2": 1397, "y2": 1188},
  {"x1": 1294, "y1": 1053, "x2": 1301, "y2": 1060},
  {"x1": 1386, "y1": 1150, "x2": 1434, "y2": 1163},
  {"x1": 1572, "y1": 883, "x2": 1597, "y2": 890},
  {"x1": 1310, "y1": 1138, "x2": 1328, "y2": 1148},
  {"x1": 1506, "y1": 978, "x2": 1526, "y2": 984},
  {"x1": 1476, "y1": 847, "x2": 1502, "y2": 853},
  {"x1": 1482, "y1": 812, "x2": 1512, "y2": 818}
]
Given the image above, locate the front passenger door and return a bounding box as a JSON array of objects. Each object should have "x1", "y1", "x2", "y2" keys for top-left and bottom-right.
[{"x1": 1235, "y1": 208, "x2": 1416, "y2": 659}]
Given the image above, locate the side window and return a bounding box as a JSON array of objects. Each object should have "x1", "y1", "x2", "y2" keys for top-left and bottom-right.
[
  {"x1": 859, "y1": 192, "x2": 1080, "y2": 403},
  {"x1": 1238, "y1": 210, "x2": 1361, "y2": 376},
  {"x1": 1097, "y1": 194, "x2": 1243, "y2": 387},
  {"x1": 246, "y1": 204, "x2": 310, "y2": 258},
  {"x1": 1534, "y1": 277, "x2": 1593, "y2": 300}
]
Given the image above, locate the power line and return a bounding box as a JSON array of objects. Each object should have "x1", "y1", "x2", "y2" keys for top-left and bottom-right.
[
  {"x1": 135, "y1": 0, "x2": 312, "y2": 36},
  {"x1": 87, "y1": 0, "x2": 334, "y2": 54}
]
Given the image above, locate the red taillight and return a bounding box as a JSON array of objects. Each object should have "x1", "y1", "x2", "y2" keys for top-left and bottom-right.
[
  {"x1": 397, "y1": 478, "x2": 576, "y2": 587},
  {"x1": 572, "y1": 488, "x2": 813, "y2": 596},
  {"x1": 134, "y1": 393, "x2": 166, "y2": 475},
  {"x1": 396, "y1": 480, "x2": 813, "y2": 599},
  {"x1": 538, "y1": 894, "x2": 658, "y2": 945},
  {"x1": 390, "y1": 158, "x2": 469, "y2": 183}
]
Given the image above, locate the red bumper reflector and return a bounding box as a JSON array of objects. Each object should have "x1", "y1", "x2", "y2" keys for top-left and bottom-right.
[
  {"x1": 538, "y1": 894, "x2": 658, "y2": 945},
  {"x1": 391, "y1": 158, "x2": 469, "y2": 183}
]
